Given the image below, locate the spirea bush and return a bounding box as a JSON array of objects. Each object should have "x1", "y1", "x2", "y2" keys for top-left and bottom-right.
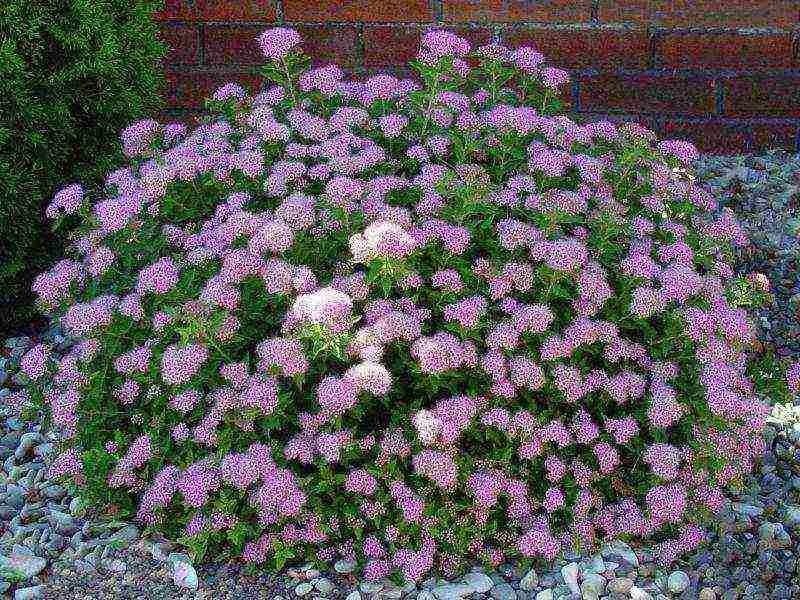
[{"x1": 21, "y1": 27, "x2": 775, "y2": 581}]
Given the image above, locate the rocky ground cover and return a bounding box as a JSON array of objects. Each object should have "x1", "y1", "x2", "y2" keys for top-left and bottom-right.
[{"x1": 1, "y1": 148, "x2": 798, "y2": 600}]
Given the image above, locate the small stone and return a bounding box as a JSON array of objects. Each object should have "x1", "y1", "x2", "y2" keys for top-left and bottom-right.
[
  {"x1": 561, "y1": 562, "x2": 580, "y2": 595},
  {"x1": 314, "y1": 578, "x2": 334, "y2": 595},
  {"x1": 68, "y1": 497, "x2": 84, "y2": 518},
  {"x1": 360, "y1": 582, "x2": 383, "y2": 594},
  {"x1": 732, "y1": 502, "x2": 763, "y2": 518},
  {"x1": 463, "y1": 572, "x2": 494, "y2": 594},
  {"x1": 629, "y1": 586, "x2": 653, "y2": 600},
  {"x1": 520, "y1": 568, "x2": 539, "y2": 592},
  {"x1": 14, "y1": 586, "x2": 45, "y2": 600},
  {"x1": 580, "y1": 573, "x2": 605, "y2": 600},
  {"x1": 103, "y1": 558, "x2": 127, "y2": 573},
  {"x1": 14, "y1": 433, "x2": 42, "y2": 461},
  {"x1": 535, "y1": 591, "x2": 553, "y2": 600},
  {"x1": 295, "y1": 582, "x2": 314, "y2": 597},
  {"x1": 433, "y1": 584, "x2": 473, "y2": 600},
  {"x1": 334, "y1": 559, "x2": 356, "y2": 574},
  {"x1": 110, "y1": 524, "x2": 139, "y2": 543},
  {"x1": 490, "y1": 582, "x2": 516, "y2": 600},
  {"x1": 698, "y1": 589, "x2": 716, "y2": 600},
  {"x1": 667, "y1": 571, "x2": 690, "y2": 594},
  {"x1": 784, "y1": 506, "x2": 800, "y2": 530},
  {"x1": 607, "y1": 577, "x2": 633, "y2": 594}
]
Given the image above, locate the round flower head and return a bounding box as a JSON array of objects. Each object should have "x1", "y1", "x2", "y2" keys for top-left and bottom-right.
[
  {"x1": 284, "y1": 287, "x2": 354, "y2": 335},
  {"x1": 349, "y1": 221, "x2": 418, "y2": 263},
  {"x1": 257, "y1": 27, "x2": 302, "y2": 60}
]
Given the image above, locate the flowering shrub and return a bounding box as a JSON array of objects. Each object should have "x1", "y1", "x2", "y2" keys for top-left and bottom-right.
[{"x1": 22, "y1": 27, "x2": 776, "y2": 581}]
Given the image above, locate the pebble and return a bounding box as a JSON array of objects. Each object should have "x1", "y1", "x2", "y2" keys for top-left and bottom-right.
[
  {"x1": 334, "y1": 559, "x2": 356, "y2": 574},
  {"x1": 295, "y1": 582, "x2": 314, "y2": 597},
  {"x1": 519, "y1": 568, "x2": 539, "y2": 592},
  {"x1": 561, "y1": 562, "x2": 580, "y2": 595},
  {"x1": 14, "y1": 586, "x2": 45, "y2": 600},
  {"x1": 667, "y1": 571, "x2": 690, "y2": 594},
  {"x1": 463, "y1": 572, "x2": 494, "y2": 594},
  {"x1": 607, "y1": 577, "x2": 634, "y2": 594},
  {"x1": 490, "y1": 583, "x2": 517, "y2": 600}
]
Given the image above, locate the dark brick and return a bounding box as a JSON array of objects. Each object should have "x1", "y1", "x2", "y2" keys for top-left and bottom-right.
[
  {"x1": 722, "y1": 76, "x2": 800, "y2": 118},
  {"x1": 156, "y1": 24, "x2": 200, "y2": 65},
  {"x1": 204, "y1": 26, "x2": 263, "y2": 65},
  {"x1": 656, "y1": 32, "x2": 794, "y2": 70},
  {"x1": 153, "y1": 0, "x2": 277, "y2": 21},
  {"x1": 751, "y1": 122, "x2": 799, "y2": 154},
  {"x1": 294, "y1": 24, "x2": 360, "y2": 68},
  {"x1": 443, "y1": 0, "x2": 592, "y2": 23},
  {"x1": 162, "y1": 68, "x2": 263, "y2": 110},
  {"x1": 661, "y1": 118, "x2": 749, "y2": 154},
  {"x1": 284, "y1": 0, "x2": 433, "y2": 22},
  {"x1": 651, "y1": 0, "x2": 798, "y2": 29},
  {"x1": 503, "y1": 26, "x2": 651, "y2": 70},
  {"x1": 579, "y1": 73, "x2": 716, "y2": 116}
]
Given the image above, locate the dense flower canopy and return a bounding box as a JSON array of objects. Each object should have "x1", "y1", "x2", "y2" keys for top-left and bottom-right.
[{"x1": 22, "y1": 27, "x2": 771, "y2": 581}]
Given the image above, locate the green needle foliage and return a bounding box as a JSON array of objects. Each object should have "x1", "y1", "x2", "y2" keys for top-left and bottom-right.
[{"x1": 0, "y1": 0, "x2": 169, "y2": 336}]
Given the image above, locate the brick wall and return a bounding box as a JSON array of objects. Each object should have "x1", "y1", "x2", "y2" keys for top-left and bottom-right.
[{"x1": 153, "y1": 0, "x2": 800, "y2": 155}]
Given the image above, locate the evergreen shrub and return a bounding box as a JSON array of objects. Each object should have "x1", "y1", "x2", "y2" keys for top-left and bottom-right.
[{"x1": 0, "y1": 0, "x2": 168, "y2": 336}]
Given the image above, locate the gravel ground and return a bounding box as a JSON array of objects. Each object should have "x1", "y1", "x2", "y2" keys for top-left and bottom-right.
[{"x1": 0, "y1": 149, "x2": 798, "y2": 600}]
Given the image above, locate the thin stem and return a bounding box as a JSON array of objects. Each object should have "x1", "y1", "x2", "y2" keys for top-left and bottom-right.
[{"x1": 281, "y1": 57, "x2": 298, "y2": 109}]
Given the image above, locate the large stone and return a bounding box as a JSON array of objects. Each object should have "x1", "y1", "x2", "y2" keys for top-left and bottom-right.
[
  {"x1": 314, "y1": 578, "x2": 334, "y2": 595},
  {"x1": 1, "y1": 549, "x2": 47, "y2": 579},
  {"x1": 345, "y1": 592, "x2": 362, "y2": 600},
  {"x1": 295, "y1": 582, "x2": 313, "y2": 597},
  {"x1": 629, "y1": 586, "x2": 653, "y2": 600},
  {"x1": 334, "y1": 559, "x2": 356, "y2": 574},
  {"x1": 535, "y1": 590, "x2": 553, "y2": 600},
  {"x1": 14, "y1": 586, "x2": 45, "y2": 600},
  {"x1": 172, "y1": 559, "x2": 198, "y2": 590}
]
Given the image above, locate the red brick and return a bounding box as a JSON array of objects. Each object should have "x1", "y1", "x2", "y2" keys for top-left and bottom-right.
[
  {"x1": 599, "y1": 0, "x2": 799, "y2": 28},
  {"x1": 656, "y1": 32, "x2": 794, "y2": 70},
  {"x1": 153, "y1": 0, "x2": 277, "y2": 22},
  {"x1": 363, "y1": 25, "x2": 492, "y2": 68},
  {"x1": 596, "y1": 0, "x2": 649, "y2": 23},
  {"x1": 661, "y1": 119, "x2": 749, "y2": 154},
  {"x1": 161, "y1": 69, "x2": 263, "y2": 110},
  {"x1": 651, "y1": 0, "x2": 798, "y2": 29},
  {"x1": 722, "y1": 76, "x2": 800, "y2": 118},
  {"x1": 503, "y1": 26, "x2": 651, "y2": 70},
  {"x1": 284, "y1": 0, "x2": 433, "y2": 22},
  {"x1": 295, "y1": 24, "x2": 360, "y2": 68},
  {"x1": 751, "y1": 122, "x2": 799, "y2": 154},
  {"x1": 443, "y1": 0, "x2": 592, "y2": 23},
  {"x1": 579, "y1": 73, "x2": 716, "y2": 116},
  {"x1": 204, "y1": 26, "x2": 263, "y2": 65},
  {"x1": 157, "y1": 24, "x2": 200, "y2": 65}
]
